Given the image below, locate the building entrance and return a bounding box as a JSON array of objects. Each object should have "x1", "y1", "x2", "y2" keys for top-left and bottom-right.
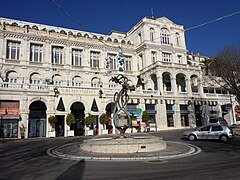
[
  {"x1": 70, "y1": 102, "x2": 85, "y2": 136},
  {"x1": 28, "y1": 101, "x2": 47, "y2": 138},
  {"x1": 55, "y1": 115, "x2": 64, "y2": 137}
]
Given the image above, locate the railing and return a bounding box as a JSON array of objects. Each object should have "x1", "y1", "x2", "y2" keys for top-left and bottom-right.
[
  {"x1": 142, "y1": 90, "x2": 157, "y2": 94},
  {"x1": 0, "y1": 81, "x2": 235, "y2": 101},
  {"x1": 0, "y1": 82, "x2": 23, "y2": 89},
  {"x1": 28, "y1": 84, "x2": 50, "y2": 91}
]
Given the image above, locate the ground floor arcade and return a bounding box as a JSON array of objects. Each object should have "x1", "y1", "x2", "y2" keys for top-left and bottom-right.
[{"x1": 0, "y1": 95, "x2": 238, "y2": 139}]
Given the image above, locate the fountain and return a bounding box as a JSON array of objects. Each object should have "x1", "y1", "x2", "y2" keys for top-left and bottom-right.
[{"x1": 80, "y1": 74, "x2": 166, "y2": 154}]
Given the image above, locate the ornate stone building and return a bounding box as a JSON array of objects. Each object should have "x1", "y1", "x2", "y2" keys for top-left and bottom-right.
[{"x1": 0, "y1": 16, "x2": 237, "y2": 139}]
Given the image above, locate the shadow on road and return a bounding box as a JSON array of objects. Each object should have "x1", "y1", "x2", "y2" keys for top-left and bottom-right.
[{"x1": 55, "y1": 159, "x2": 85, "y2": 180}]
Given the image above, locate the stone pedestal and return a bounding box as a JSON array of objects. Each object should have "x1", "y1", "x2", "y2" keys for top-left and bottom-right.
[{"x1": 80, "y1": 133, "x2": 166, "y2": 154}]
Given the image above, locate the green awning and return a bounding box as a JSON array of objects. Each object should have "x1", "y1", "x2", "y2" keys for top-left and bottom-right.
[
  {"x1": 91, "y1": 98, "x2": 99, "y2": 112},
  {"x1": 56, "y1": 97, "x2": 65, "y2": 111}
]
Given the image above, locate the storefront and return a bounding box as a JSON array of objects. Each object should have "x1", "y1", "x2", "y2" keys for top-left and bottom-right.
[
  {"x1": 0, "y1": 100, "x2": 20, "y2": 138},
  {"x1": 166, "y1": 104, "x2": 174, "y2": 127},
  {"x1": 194, "y1": 105, "x2": 202, "y2": 127},
  {"x1": 180, "y1": 104, "x2": 189, "y2": 127},
  {"x1": 145, "y1": 104, "x2": 157, "y2": 131}
]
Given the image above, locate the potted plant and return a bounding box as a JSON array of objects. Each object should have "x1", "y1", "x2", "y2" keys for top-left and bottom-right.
[
  {"x1": 66, "y1": 113, "x2": 75, "y2": 137},
  {"x1": 84, "y1": 113, "x2": 94, "y2": 136},
  {"x1": 48, "y1": 115, "x2": 57, "y2": 137},
  {"x1": 48, "y1": 115, "x2": 57, "y2": 127},
  {"x1": 19, "y1": 124, "x2": 26, "y2": 139},
  {"x1": 99, "y1": 113, "x2": 109, "y2": 134}
]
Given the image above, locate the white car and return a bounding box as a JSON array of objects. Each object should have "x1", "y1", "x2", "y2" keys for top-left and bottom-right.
[{"x1": 183, "y1": 124, "x2": 234, "y2": 142}]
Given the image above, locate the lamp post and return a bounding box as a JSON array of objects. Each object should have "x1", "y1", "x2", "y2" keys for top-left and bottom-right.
[{"x1": 54, "y1": 86, "x2": 60, "y2": 97}]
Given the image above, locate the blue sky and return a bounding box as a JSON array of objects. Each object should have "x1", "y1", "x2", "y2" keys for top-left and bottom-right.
[{"x1": 1, "y1": 0, "x2": 239, "y2": 57}]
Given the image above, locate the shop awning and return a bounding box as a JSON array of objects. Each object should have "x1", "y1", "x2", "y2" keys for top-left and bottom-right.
[
  {"x1": 1, "y1": 114, "x2": 20, "y2": 120},
  {"x1": 91, "y1": 98, "x2": 99, "y2": 112},
  {"x1": 56, "y1": 97, "x2": 65, "y2": 111}
]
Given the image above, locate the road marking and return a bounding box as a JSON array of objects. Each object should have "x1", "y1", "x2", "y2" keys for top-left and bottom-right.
[{"x1": 47, "y1": 141, "x2": 201, "y2": 162}]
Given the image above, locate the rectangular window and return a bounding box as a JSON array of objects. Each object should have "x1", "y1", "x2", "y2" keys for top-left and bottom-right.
[
  {"x1": 138, "y1": 33, "x2": 142, "y2": 44},
  {"x1": 107, "y1": 53, "x2": 117, "y2": 70},
  {"x1": 203, "y1": 87, "x2": 208, "y2": 93},
  {"x1": 162, "y1": 52, "x2": 171, "y2": 62},
  {"x1": 72, "y1": 49, "x2": 82, "y2": 66},
  {"x1": 6, "y1": 41, "x2": 20, "y2": 60},
  {"x1": 30, "y1": 43, "x2": 43, "y2": 62},
  {"x1": 52, "y1": 46, "x2": 63, "y2": 64},
  {"x1": 151, "y1": 51, "x2": 157, "y2": 63},
  {"x1": 125, "y1": 56, "x2": 132, "y2": 71},
  {"x1": 90, "y1": 51, "x2": 100, "y2": 68},
  {"x1": 177, "y1": 55, "x2": 182, "y2": 63}
]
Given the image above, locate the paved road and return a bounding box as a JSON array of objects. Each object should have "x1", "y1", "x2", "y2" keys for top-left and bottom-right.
[{"x1": 0, "y1": 129, "x2": 240, "y2": 180}]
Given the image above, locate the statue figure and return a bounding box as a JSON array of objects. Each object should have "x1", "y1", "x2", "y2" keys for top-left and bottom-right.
[{"x1": 110, "y1": 74, "x2": 135, "y2": 134}]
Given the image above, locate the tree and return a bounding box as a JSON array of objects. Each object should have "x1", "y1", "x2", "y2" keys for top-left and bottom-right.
[
  {"x1": 48, "y1": 115, "x2": 57, "y2": 126},
  {"x1": 99, "y1": 113, "x2": 109, "y2": 125},
  {"x1": 84, "y1": 113, "x2": 94, "y2": 127},
  {"x1": 142, "y1": 111, "x2": 150, "y2": 124},
  {"x1": 206, "y1": 45, "x2": 240, "y2": 103},
  {"x1": 99, "y1": 113, "x2": 109, "y2": 130},
  {"x1": 66, "y1": 113, "x2": 76, "y2": 130}
]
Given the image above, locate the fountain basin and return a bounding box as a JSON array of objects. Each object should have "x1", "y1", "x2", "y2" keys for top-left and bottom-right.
[{"x1": 80, "y1": 133, "x2": 166, "y2": 154}]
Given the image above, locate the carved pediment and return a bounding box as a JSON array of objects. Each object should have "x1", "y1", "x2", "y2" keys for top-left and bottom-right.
[{"x1": 157, "y1": 17, "x2": 174, "y2": 25}]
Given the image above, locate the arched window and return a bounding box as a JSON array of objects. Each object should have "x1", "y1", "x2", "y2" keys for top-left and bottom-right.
[
  {"x1": 52, "y1": 74, "x2": 62, "y2": 86},
  {"x1": 162, "y1": 72, "x2": 172, "y2": 91},
  {"x1": 150, "y1": 28, "x2": 154, "y2": 42},
  {"x1": 72, "y1": 75, "x2": 81, "y2": 87},
  {"x1": 91, "y1": 77, "x2": 100, "y2": 87},
  {"x1": 176, "y1": 73, "x2": 186, "y2": 92},
  {"x1": 30, "y1": 72, "x2": 41, "y2": 85},
  {"x1": 150, "y1": 74, "x2": 158, "y2": 90},
  {"x1": 176, "y1": 33, "x2": 180, "y2": 46},
  {"x1": 6, "y1": 71, "x2": 18, "y2": 84},
  {"x1": 160, "y1": 28, "x2": 170, "y2": 45}
]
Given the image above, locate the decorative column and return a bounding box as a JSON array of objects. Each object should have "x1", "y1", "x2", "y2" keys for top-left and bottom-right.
[
  {"x1": 186, "y1": 78, "x2": 192, "y2": 95},
  {"x1": 187, "y1": 100, "x2": 196, "y2": 127},
  {"x1": 171, "y1": 76, "x2": 177, "y2": 95},
  {"x1": 173, "y1": 101, "x2": 181, "y2": 127},
  {"x1": 155, "y1": 103, "x2": 167, "y2": 130},
  {"x1": 157, "y1": 71, "x2": 163, "y2": 95}
]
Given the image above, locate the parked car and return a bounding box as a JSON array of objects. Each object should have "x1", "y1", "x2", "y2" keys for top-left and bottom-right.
[
  {"x1": 209, "y1": 117, "x2": 228, "y2": 126},
  {"x1": 183, "y1": 124, "x2": 234, "y2": 142}
]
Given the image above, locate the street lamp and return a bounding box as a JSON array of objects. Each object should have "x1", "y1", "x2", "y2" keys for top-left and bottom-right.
[{"x1": 54, "y1": 87, "x2": 60, "y2": 97}]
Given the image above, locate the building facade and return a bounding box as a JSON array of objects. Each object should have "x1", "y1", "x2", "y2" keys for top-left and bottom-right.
[{"x1": 0, "y1": 16, "x2": 238, "y2": 139}]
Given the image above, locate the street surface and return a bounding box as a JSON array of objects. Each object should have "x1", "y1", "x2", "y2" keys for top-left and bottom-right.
[{"x1": 0, "y1": 129, "x2": 240, "y2": 180}]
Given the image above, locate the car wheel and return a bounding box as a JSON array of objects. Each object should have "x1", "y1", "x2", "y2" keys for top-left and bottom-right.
[
  {"x1": 220, "y1": 135, "x2": 228, "y2": 142},
  {"x1": 188, "y1": 134, "x2": 196, "y2": 141}
]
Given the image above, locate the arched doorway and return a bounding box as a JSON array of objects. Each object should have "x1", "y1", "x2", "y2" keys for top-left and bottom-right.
[
  {"x1": 70, "y1": 102, "x2": 85, "y2": 136},
  {"x1": 28, "y1": 101, "x2": 47, "y2": 138},
  {"x1": 105, "y1": 102, "x2": 115, "y2": 134}
]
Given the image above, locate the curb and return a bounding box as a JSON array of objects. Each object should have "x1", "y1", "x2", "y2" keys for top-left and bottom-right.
[{"x1": 47, "y1": 141, "x2": 201, "y2": 162}]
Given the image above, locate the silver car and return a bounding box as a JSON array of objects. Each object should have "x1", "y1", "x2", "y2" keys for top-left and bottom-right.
[{"x1": 183, "y1": 124, "x2": 234, "y2": 142}]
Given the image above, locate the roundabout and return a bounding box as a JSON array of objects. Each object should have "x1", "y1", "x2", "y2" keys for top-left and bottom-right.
[{"x1": 47, "y1": 134, "x2": 201, "y2": 161}]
